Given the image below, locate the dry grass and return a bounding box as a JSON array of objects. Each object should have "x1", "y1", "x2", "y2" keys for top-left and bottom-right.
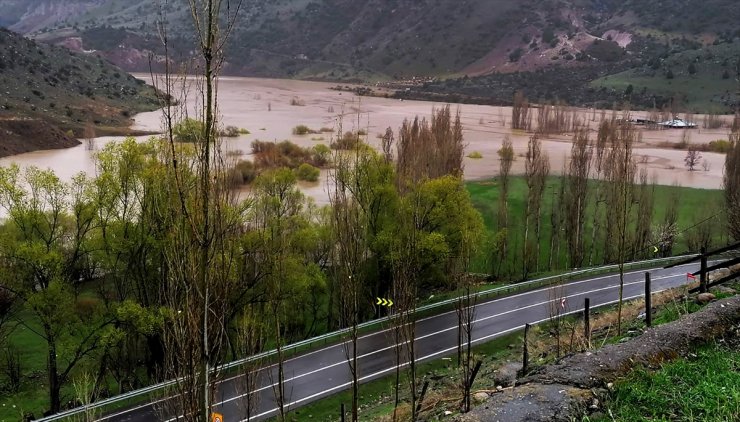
[{"x1": 528, "y1": 286, "x2": 693, "y2": 360}]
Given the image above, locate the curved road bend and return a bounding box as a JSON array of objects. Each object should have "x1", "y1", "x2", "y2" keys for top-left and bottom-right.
[{"x1": 103, "y1": 263, "x2": 700, "y2": 422}]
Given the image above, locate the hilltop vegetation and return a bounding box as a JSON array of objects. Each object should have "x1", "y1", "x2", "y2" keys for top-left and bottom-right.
[
  {"x1": 0, "y1": 28, "x2": 159, "y2": 156},
  {"x1": 1, "y1": 0, "x2": 736, "y2": 111}
]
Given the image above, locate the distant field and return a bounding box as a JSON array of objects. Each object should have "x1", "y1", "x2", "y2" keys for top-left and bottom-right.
[
  {"x1": 591, "y1": 43, "x2": 739, "y2": 114},
  {"x1": 466, "y1": 176, "x2": 726, "y2": 275}
]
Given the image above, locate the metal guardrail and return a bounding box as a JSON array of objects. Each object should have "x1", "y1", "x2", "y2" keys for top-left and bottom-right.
[{"x1": 34, "y1": 254, "x2": 694, "y2": 421}]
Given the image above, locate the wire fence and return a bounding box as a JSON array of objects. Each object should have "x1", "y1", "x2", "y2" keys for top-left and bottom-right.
[{"x1": 34, "y1": 254, "x2": 695, "y2": 422}]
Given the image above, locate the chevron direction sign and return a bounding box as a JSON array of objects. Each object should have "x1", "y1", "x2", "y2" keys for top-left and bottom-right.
[{"x1": 376, "y1": 297, "x2": 394, "y2": 307}]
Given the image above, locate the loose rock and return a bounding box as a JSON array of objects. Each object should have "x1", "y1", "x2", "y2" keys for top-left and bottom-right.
[{"x1": 696, "y1": 292, "x2": 716, "y2": 304}]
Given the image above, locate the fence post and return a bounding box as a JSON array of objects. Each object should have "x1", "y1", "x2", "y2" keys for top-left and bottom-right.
[
  {"x1": 583, "y1": 297, "x2": 590, "y2": 349},
  {"x1": 700, "y1": 247, "x2": 708, "y2": 293},
  {"x1": 522, "y1": 323, "x2": 530, "y2": 375},
  {"x1": 645, "y1": 272, "x2": 652, "y2": 327}
]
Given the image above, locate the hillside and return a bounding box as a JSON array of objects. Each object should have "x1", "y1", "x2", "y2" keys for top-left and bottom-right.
[
  {"x1": 0, "y1": 27, "x2": 159, "y2": 156},
  {"x1": 2, "y1": 0, "x2": 739, "y2": 110}
]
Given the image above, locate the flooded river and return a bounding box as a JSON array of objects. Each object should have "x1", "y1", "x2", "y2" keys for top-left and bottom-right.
[{"x1": 0, "y1": 75, "x2": 728, "y2": 212}]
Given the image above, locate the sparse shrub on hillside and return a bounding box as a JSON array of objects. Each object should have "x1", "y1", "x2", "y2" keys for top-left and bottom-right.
[
  {"x1": 467, "y1": 151, "x2": 483, "y2": 159},
  {"x1": 586, "y1": 39, "x2": 624, "y2": 62},
  {"x1": 290, "y1": 97, "x2": 305, "y2": 106},
  {"x1": 294, "y1": 163, "x2": 320, "y2": 182},
  {"x1": 508, "y1": 48, "x2": 523, "y2": 62}
]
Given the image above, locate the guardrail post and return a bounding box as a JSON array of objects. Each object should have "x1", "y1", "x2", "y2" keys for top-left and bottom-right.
[
  {"x1": 584, "y1": 297, "x2": 590, "y2": 349},
  {"x1": 341, "y1": 403, "x2": 345, "y2": 422},
  {"x1": 700, "y1": 247, "x2": 708, "y2": 293},
  {"x1": 645, "y1": 272, "x2": 652, "y2": 327},
  {"x1": 522, "y1": 323, "x2": 530, "y2": 375}
]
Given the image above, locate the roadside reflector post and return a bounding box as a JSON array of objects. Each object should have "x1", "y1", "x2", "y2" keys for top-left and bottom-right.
[
  {"x1": 700, "y1": 247, "x2": 708, "y2": 293},
  {"x1": 522, "y1": 323, "x2": 530, "y2": 375},
  {"x1": 645, "y1": 272, "x2": 652, "y2": 328},
  {"x1": 584, "y1": 297, "x2": 591, "y2": 349},
  {"x1": 340, "y1": 403, "x2": 345, "y2": 422}
]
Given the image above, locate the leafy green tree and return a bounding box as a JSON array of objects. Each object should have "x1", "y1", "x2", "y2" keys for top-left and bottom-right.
[{"x1": 0, "y1": 165, "x2": 112, "y2": 413}]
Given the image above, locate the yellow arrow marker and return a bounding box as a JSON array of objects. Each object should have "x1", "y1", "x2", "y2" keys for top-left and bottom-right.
[
  {"x1": 653, "y1": 245, "x2": 659, "y2": 253},
  {"x1": 375, "y1": 298, "x2": 393, "y2": 307}
]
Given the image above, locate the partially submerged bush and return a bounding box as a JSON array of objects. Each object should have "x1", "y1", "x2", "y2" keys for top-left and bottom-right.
[
  {"x1": 294, "y1": 163, "x2": 320, "y2": 182},
  {"x1": 173, "y1": 118, "x2": 204, "y2": 143},
  {"x1": 292, "y1": 125, "x2": 318, "y2": 135},
  {"x1": 228, "y1": 160, "x2": 258, "y2": 186},
  {"x1": 311, "y1": 144, "x2": 331, "y2": 167},
  {"x1": 252, "y1": 140, "x2": 329, "y2": 169},
  {"x1": 331, "y1": 131, "x2": 363, "y2": 150},
  {"x1": 220, "y1": 125, "x2": 240, "y2": 137},
  {"x1": 708, "y1": 139, "x2": 731, "y2": 153}
]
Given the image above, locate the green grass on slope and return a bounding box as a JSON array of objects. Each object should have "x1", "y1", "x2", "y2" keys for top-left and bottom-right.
[
  {"x1": 591, "y1": 43, "x2": 740, "y2": 114},
  {"x1": 465, "y1": 177, "x2": 725, "y2": 275},
  {"x1": 596, "y1": 342, "x2": 740, "y2": 422}
]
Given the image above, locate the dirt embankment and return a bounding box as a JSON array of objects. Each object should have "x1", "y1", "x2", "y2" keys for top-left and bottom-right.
[
  {"x1": 458, "y1": 295, "x2": 740, "y2": 422},
  {"x1": 0, "y1": 118, "x2": 80, "y2": 158}
]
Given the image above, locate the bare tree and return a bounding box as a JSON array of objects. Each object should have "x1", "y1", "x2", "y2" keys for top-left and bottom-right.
[
  {"x1": 632, "y1": 169, "x2": 655, "y2": 260},
  {"x1": 454, "y1": 236, "x2": 477, "y2": 413},
  {"x1": 84, "y1": 121, "x2": 96, "y2": 151},
  {"x1": 396, "y1": 106, "x2": 465, "y2": 186},
  {"x1": 495, "y1": 137, "x2": 514, "y2": 276},
  {"x1": 684, "y1": 146, "x2": 702, "y2": 171},
  {"x1": 331, "y1": 142, "x2": 371, "y2": 422},
  {"x1": 523, "y1": 135, "x2": 550, "y2": 278},
  {"x1": 725, "y1": 132, "x2": 740, "y2": 241},
  {"x1": 605, "y1": 122, "x2": 637, "y2": 334},
  {"x1": 511, "y1": 91, "x2": 532, "y2": 131},
  {"x1": 588, "y1": 116, "x2": 613, "y2": 265},
  {"x1": 156, "y1": 0, "x2": 244, "y2": 419},
  {"x1": 547, "y1": 281, "x2": 568, "y2": 359},
  {"x1": 565, "y1": 128, "x2": 592, "y2": 268}
]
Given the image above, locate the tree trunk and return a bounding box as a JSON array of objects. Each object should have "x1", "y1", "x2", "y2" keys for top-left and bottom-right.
[{"x1": 47, "y1": 332, "x2": 61, "y2": 413}]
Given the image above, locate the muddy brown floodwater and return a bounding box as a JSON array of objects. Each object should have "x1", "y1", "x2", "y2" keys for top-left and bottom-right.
[{"x1": 0, "y1": 75, "x2": 728, "y2": 212}]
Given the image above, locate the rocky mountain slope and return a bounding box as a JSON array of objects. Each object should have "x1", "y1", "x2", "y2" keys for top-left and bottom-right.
[
  {"x1": 0, "y1": 27, "x2": 159, "y2": 156},
  {"x1": 2, "y1": 0, "x2": 739, "y2": 110}
]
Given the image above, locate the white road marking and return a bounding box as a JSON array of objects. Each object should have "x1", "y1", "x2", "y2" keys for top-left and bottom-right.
[
  {"x1": 243, "y1": 288, "x2": 671, "y2": 421},
  {"x1": 102, "y1": 264, "x2": 695, "y2": 421},
  {"x1": 205, "y1": 272, "x2": 682, "y2": 410}
]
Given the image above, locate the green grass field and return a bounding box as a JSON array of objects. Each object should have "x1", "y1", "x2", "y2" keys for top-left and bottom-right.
[
  {"x1": 465, "y1": 176, "x2": 726, "y2": 275},
  {"x1": 591, "y1": 43, "x2": 739, "y2": 114},
  {"x1": 0, "y1": 177, "x2": 726, "y2": 420},
  {"x1": 596, "y1": 342, "x2": 740, "y2": 421}
]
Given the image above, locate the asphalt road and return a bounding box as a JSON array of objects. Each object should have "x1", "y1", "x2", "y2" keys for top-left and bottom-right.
[{"x1": 102, "y1": 262, "x2": 700, "y2": 422}]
